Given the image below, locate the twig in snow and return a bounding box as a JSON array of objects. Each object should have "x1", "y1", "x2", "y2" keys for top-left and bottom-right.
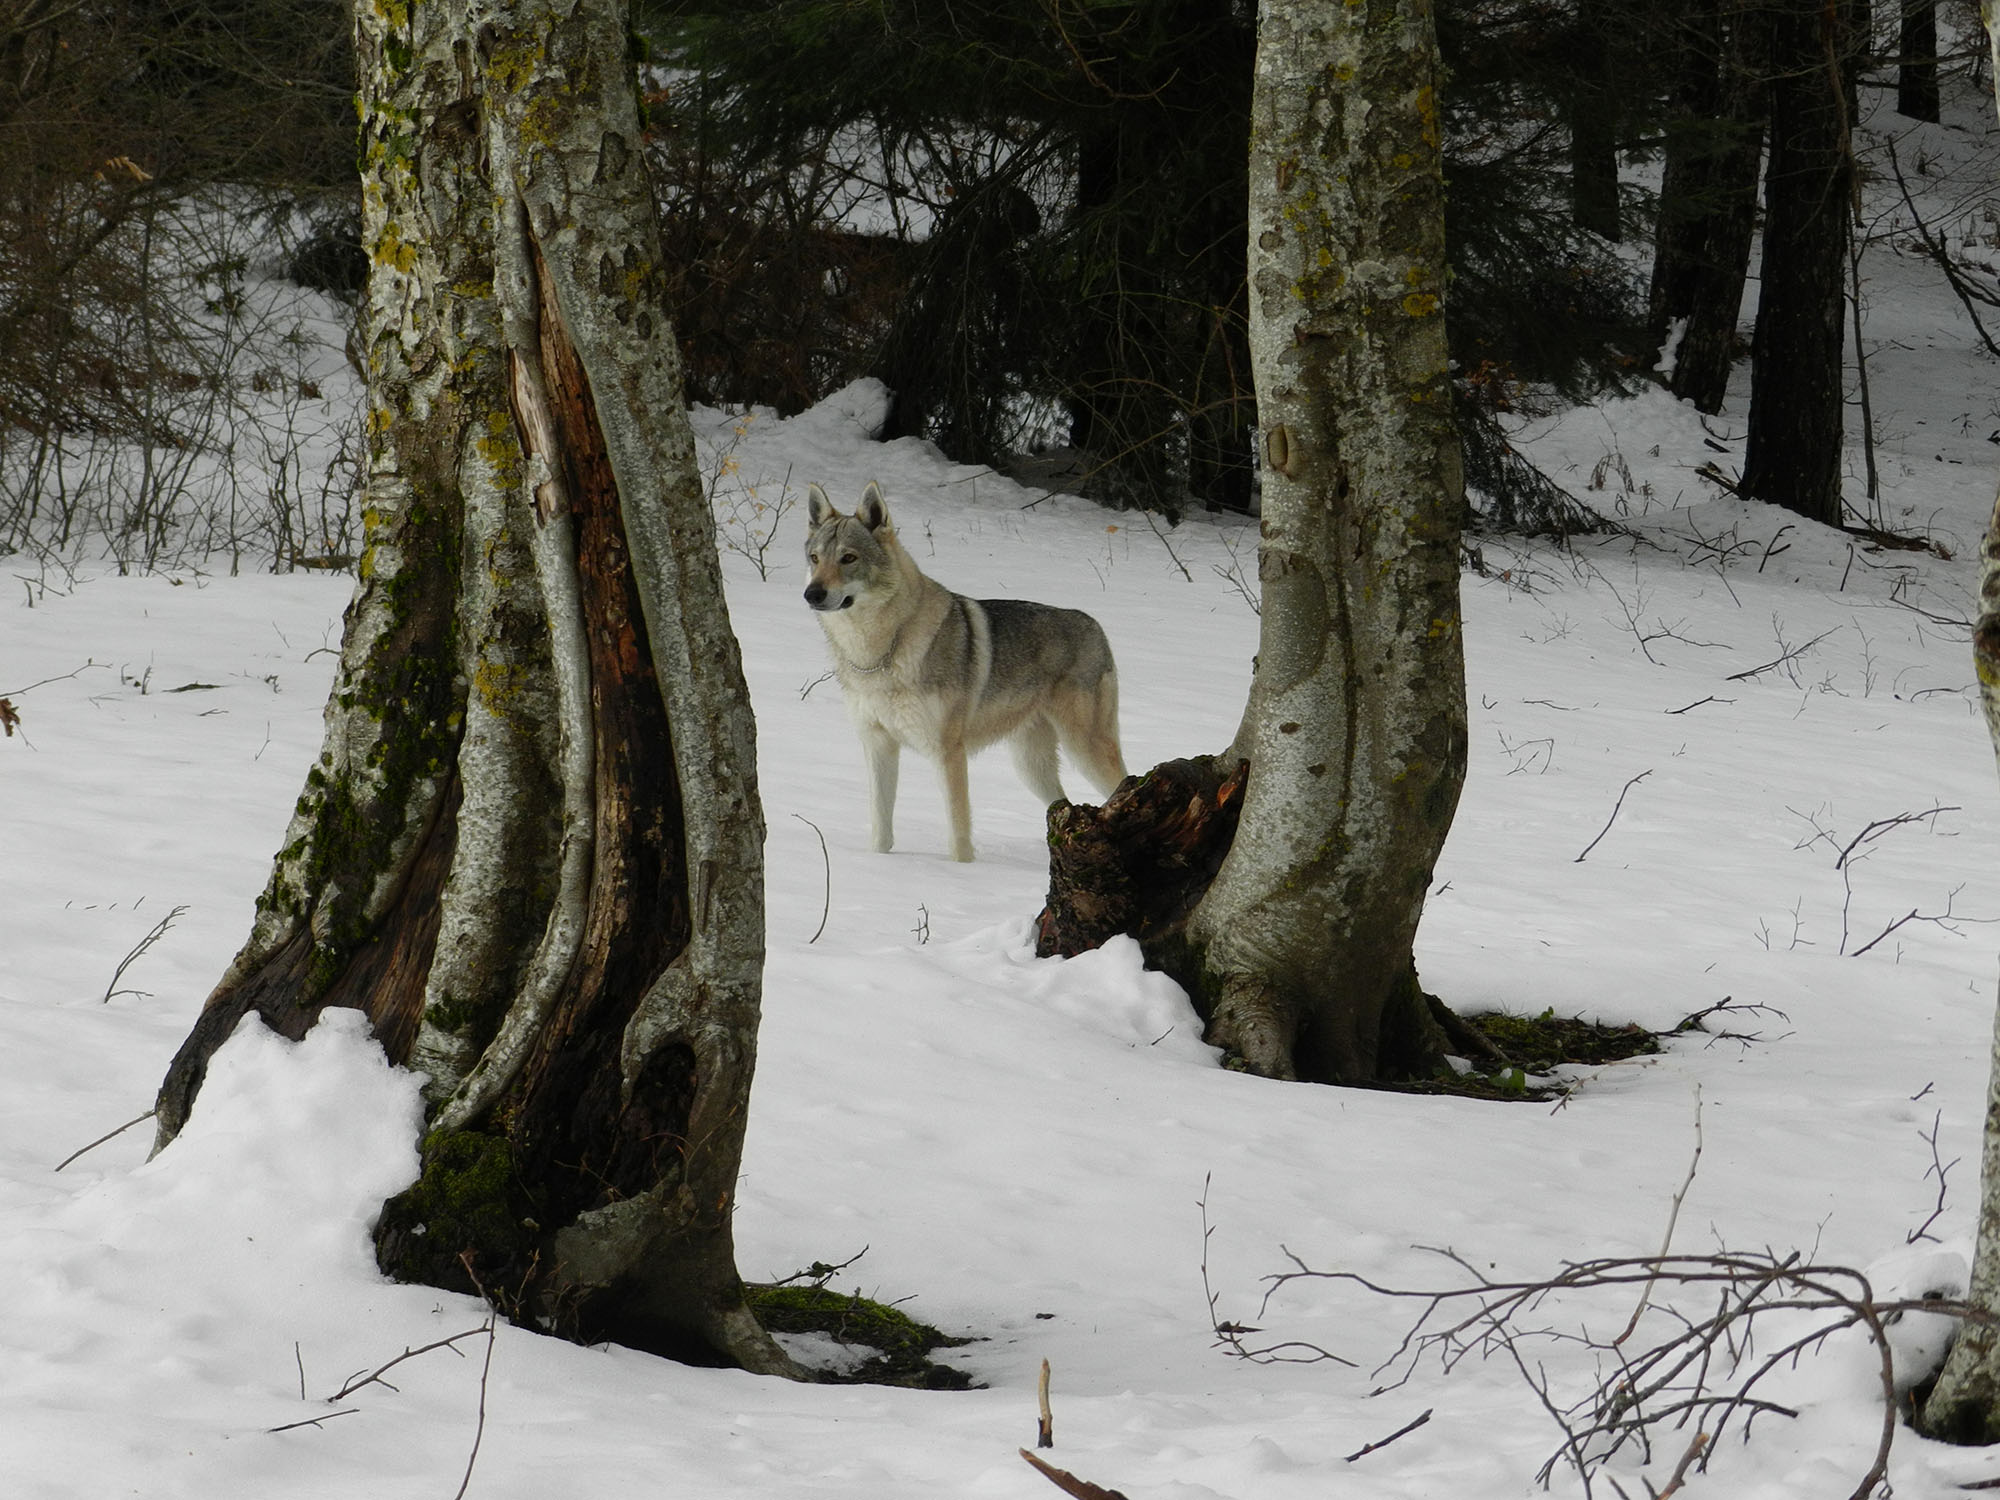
[
  {"x1": 0, "y1": 659, "x2": 106, "y2": 698},
  {"x1": 1849, "y1": 885, "x2": 1973, "y2": 958},
  {"x1": 451, "y1": 1317, "x2": 499, "y2": 1500},
  {"x1": 792, "y1": 814, "x2": 831, "y2": 943},
  {"x1": 1756, "y1": 524, "x2": 1795, "y2": 573},
  {"x1": 1037, "y1": 1358, "x2": 1054, "y2": 1448},
  {"x1": 449, "y1": 1250, "x2": 500, "y2": 1500},
  {"x1": 1886, "y1": 139, "x2": 2000, "y2": 358},
  {"x1": 1654, "y1": 1430, "x2": 1711, "y2": 1499},
  {"x1": 100, "y1": 904, "x2": 189, "y2": 1002},
  {"x1": 1575, "y1": 771, "x2": 1651, "y2": 863},
  {"x1": 1724, "y1": 626, "x2": 1837, "y2": 683},
  {"x1": 1344, "y1": 1407, "x2": 1432, "y2": 1462},
  {"x1": 1666, "y1": 695, "x2": 1733, "y2": 715},
  {"x1": 1614, "y1": 1085, "x2": 1703, "y2": 1345},
  {"x1": 267, "y1": 1408, "x2": 360, "y2": 1434},
  {"x1": 53, "y1": 1108, "x2": 158, "y2": 1171},
  {"x1": 326, "y1": 1326, "x2": 491, "y2": 1401},
  {"x1": 1201, "y1": 1172, "x2": 1341, "y2": 1364},
  {"x1": 1019, "y1": 1448, "x2": 1129, "y2": 1500},
  {"x1": 1834, "y1": 805, "x2": 1958, "y2": 869},
  {"x1": 1908, "y1": 1109, "x2": 1957, "y2": 1246},
  {"x1": 1138, "y1": 507, "x2": 1192, "y2": 583}
]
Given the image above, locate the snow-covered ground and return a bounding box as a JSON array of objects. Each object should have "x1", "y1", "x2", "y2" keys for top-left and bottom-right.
[{"x1": 8, "y1": 73, "x2": 2000, "y2": 1500}]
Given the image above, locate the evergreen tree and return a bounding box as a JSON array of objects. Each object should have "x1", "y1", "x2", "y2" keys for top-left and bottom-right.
[{"x1": 648, "y1": 0, "x2": 1660, "y2": 516}]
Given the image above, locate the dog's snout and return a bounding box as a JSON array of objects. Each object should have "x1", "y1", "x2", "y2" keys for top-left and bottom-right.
[{"x1": 804, "y1": 583, "x2": 827, "y2": 607}]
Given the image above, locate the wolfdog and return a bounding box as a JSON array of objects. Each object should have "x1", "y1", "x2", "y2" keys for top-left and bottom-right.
[{"x1": 803, "y1": 481, "x2": 1128, "y2": 862}]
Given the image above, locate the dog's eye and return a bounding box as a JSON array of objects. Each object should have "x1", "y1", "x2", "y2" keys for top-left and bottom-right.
[
  {"x1": 839, "y1": 552, "x2": 858, "y2": 565},
  {"x1": 808, "y1": 552, "x2": 819, "y2": 564}
]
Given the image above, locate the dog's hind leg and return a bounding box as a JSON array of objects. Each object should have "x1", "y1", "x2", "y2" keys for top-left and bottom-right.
[
  {"x1": 858, "y1": 719, "x2": 900, "y2": 853},
  {"x1": 1008, "y1": 715, "x2": 1066, "y2": 806},
  {"x1": 939, "y1": 733, "x2": 976, "y2": 862}
]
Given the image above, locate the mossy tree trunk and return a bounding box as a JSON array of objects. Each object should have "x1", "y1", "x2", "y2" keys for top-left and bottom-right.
[
  {"x1": 152, "y1": 0, "x2": 792, "y2": 1375},
  {"x1": 1919, "y1": 0, "x2": 2000, "y2": 1444},
  {"x1": 1166, "y1": 0, "x2": 1467, "y2": 1084}
]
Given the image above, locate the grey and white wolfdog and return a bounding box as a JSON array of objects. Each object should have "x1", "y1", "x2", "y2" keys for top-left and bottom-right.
[{"x1": 803, "y1": 481, "x2": 1128, "y2": 862}]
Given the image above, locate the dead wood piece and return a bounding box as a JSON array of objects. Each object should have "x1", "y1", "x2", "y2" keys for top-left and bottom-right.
[
  {"x1": 1035, "y1": 756, "x2": 1246, "y2": 960},
  {"x1": 1019, "y1": 1448, "x2": 1131, "y2": 1500}
]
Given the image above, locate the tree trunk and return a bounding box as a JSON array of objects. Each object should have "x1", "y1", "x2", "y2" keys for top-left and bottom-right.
[
  {"x1": 1170, "y1": 0, "x2": 1467, "y2": 1085},
  {"x1": 152, "y1": 0, "x2": 792, "y2": 1376},
  {"x1": 1918, "y1": 0, "x2": 2000, "y2": 1444},
  {"x1": 1648, "y1": 0, "x2": 1765, "y2": 414},
  {"x1": 1898, "y1": 0, "x2": 1940, "y2": 123},
  {"x1": 1739, "y1": 0, "x2": 1860, "y2": 527},
  {"x1": 1567, "y1": 0, "x2": 1621, "y2": 241}
]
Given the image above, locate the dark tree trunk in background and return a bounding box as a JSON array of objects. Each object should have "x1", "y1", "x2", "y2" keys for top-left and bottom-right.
[
  {"x1": 153, "y1": 0, "x2": 792, "y2": 1376},
  {"x1": 1899, "y1": 0, "x2": 1941, "y2": 122},
  {"x1": 1567, "y1": 0, "x2": 1622, "y2": 240},
  {"x1": 1067, "y1": 127, "x2": 1181, "y2": 508},
  {"x1": 1649, "y1": 0, "x2": 1765, "y2": 413},
  {"x1": 1740, "y1": 0, "x2": 1860, "y2": 527}
]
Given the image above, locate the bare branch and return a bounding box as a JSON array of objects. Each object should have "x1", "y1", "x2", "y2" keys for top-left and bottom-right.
[
  {"x1": 1614, "y1": 1086, "x2": 1703, "y2": 1345},
  {"x1": 1343, "y1": 1407, "x2": 1432, "y2": 1463},
  {"x1": 792, "y1": 814, "x2": 832, "y2": 943},
  {"x1": 1018, "y1": 1448, "x2": 1130, "y2": 1500},
  {"x1": 1724, "y1": 627, "x2": 1837, "y2": 683},
  {"x1": 100, "y1": 904, "x2": 189, "y2": 1003},
  {"x1": 326, "y1": 1326, "x2": 490, "y2": 1401},
  {"x1": 1575, "y1": 771, "x2": 1652, "y2": 864},
  {"x1": 52, "y1": 1108, "x2": 158, "y2": 1171}
]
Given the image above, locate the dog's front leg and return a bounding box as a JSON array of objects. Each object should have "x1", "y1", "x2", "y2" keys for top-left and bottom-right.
[
  {"x1": 939, "y1": 735, "x2": 974, "y2": 862},
  {"x1": 858, "y1": 720, "x2": 900, "y2": 853}
]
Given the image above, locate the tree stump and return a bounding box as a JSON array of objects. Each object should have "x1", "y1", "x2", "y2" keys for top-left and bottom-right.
[{"x1": 1035, "y1": 755, "x2": 1247, "y2": 960}]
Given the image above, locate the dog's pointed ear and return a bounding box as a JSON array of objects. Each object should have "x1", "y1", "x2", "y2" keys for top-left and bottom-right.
[
  {"x1": 807, "y1": 483, "x2": 836, "y2": 528},
  {"x1": 857, "y1": 481, "x2": 891, "y2": 533}
]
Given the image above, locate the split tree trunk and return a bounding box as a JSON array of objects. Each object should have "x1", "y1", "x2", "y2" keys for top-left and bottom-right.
[
  {"x1": 1165, "y1": 0, "x2": 1467, "y2": 1084},
  {"x1": 1739, "y1": 0, "x2": 1861, "y2": 526},
  {"x1": 1648, "y1": 0, "x2": 1765, "y2": 414},
  {"x1": 1919, "y1": 0, "x2": 2000, "y2": 1444},
  {"x1": 152, "y1": 0, "x2": 791, "y2": 1374}
]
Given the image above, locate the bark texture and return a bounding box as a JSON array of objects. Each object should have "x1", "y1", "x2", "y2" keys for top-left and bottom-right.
[
  {"x1": 1739, "y1": 0, "x2": 1860, "y2": 526},
  {"x1": 1174, "y1": 0, "x2": 1467, "y2": 1084},
  {"x1": 152, "y1": 0, "x2": 789, "y2": 1375},
  {"x1": 1918, "y1": 1, "x2": 2000, "y2": 1443}
]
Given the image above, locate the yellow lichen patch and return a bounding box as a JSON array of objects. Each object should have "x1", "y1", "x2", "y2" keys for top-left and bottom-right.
[
  {"x1": 370, "y1": 219, "x2": 419, "y2": 273},
  {"x1": 474, "y1": 410, "x2": 524, "y2": 491},
  {"x1": 472, "y1": 659, "x2": 529, "y2": 718},
  {"x1": 1402, "y1": 292, "x2": 1439, "y2": 317}
]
